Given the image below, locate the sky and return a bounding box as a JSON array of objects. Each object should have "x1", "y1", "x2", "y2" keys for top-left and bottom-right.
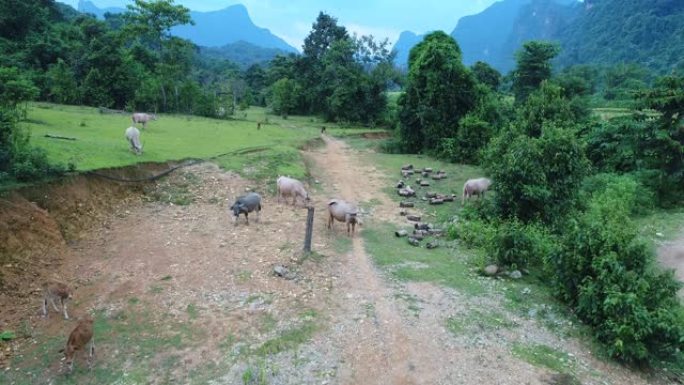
[{"x1": 61, "y1": 0, "x2": 500, "y2": 49}]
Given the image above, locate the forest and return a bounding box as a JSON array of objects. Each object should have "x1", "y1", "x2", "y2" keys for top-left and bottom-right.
[{"x1": 1, "y1": 0, "x2": 683, "y2": 374}]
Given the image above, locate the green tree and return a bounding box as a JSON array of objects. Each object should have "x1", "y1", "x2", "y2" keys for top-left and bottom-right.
[
  {"x1": 512, "y1": 41, "x2": 559, "y2": 104},
  {"x1": 398, "y1": 31, "x2": 477, "y2": 153},
  {"x1": 471, "y1": 61, "x2": 501, "y2": 90},
  {"x1": 302, "y1": 12, "x2": 349, "y2": 61},
  {"x1": 270, "y1": 77, "x2": 298, "y2": 116}
]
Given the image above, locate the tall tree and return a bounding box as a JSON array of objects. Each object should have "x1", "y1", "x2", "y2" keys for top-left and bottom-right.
[
  {"x1": 398, "y1": 31, "x2": 477, "y2": 153},
  {"x1": 512, "y1": 41, "x2": 559, "y2": 104}
]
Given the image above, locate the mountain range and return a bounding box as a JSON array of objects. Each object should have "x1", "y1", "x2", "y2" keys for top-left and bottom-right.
[
  {"x1": 75, "y1": 0, "x2": 684, "y2": 75},
  {"x1": 76, "y1": 1, "x2": 297, "y2": 53}
]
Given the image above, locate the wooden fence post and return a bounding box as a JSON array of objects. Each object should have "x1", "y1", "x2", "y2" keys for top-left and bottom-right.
[{"x1": 303, "y1": 207, "x2": 314, "y2": 253}]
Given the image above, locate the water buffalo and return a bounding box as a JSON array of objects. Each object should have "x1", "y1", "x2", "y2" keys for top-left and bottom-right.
[
  {"x1": 125, "y1": 126, "x2": 143, "y2": 155},
  {"x1": 131, "y1": 112, "x2": 156, "y2": 129},
  {"x1": 230, "y1": 192, "x2": 262, "y2": 225},
  {"x1": 277, "y1": 176, "x2": 310, "y2": 206},
  {"x1": 462, "y1": 177, "x2": 492, "y2": 205},
  {"x1": 327, "y1": 199, "x2": 359, "y2": 236}
]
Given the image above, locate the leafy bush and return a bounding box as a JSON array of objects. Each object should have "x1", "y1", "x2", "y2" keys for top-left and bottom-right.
[
  {"x1": 548, "y1": 186, "x2": 684, "y2": 364},
  {"x1": 488, "y1": 220, "x2": 557, "y2": 269},
  {"x1": 448, "y1": 217, "x2": 497, "y2": 249},
  {"x1": 11, "y1": 146, "x2": 65, "y2": 182},
  {"x1": 484, "y1": 124, "x2": 589, "y2": 224},
  {"x1": 580, "y1": 173, "x2": 654, "y2": 215}
]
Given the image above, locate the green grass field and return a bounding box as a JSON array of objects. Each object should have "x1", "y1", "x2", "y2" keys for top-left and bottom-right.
[{"x1": 14, "y1": 103, "x2": 383, "y2": 190}]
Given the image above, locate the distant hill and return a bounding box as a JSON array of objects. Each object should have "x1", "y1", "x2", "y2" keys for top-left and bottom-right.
[
  {"x1": 450, "y1": 0, "x2": 531, "y2": 72},
  {"x1": 75, "y1": 2, "x2": 298, "y2": 53},
  {"x1": 556, "y1": 0, "x2": 684, "y2": 73},
  {"x1": 172, "y1": 5, "x2": 298, "y2": 52},
  {"x1": 392, "y1": 31, "x2": 425, "y2": 69},
  {"x1": 77, "y1": 0, "x2": 125, "y2": 19},
  {"x1": 199, "y1": 41, "x2": 292, "y2": 69}
]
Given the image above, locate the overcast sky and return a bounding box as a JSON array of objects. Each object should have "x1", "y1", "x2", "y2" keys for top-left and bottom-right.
[{"x1": 61, "y1": 0, "x2": 500, "y2": 49}]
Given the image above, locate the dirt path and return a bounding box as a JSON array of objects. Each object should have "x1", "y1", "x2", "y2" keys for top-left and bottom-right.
[{"x1": 658, "y1": 233, "x2": 684, "y2": 297}]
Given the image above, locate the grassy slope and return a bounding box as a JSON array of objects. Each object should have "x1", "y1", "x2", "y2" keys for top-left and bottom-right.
[{"x1": 17, "y1": 103, "x2": 382, "y2": 189}]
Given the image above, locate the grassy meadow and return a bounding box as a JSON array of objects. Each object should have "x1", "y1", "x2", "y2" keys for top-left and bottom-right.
[{"x1": 17, "y1": 103, "x2": 383, "y2": 188}]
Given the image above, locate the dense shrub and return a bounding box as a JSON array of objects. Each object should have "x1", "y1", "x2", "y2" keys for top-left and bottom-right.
[
  {"x1": 484, "y1": 124, "x2": 590, "y2": 224},
  {"x1": 548, "y1": 184, "x2": 684, "y2": 364},
  {"x1": 488, "y1": 220, "x2": 557, "y2": 269},
  {"x1": 580, "y1": 173, "x2": 654, "y2": 215}
]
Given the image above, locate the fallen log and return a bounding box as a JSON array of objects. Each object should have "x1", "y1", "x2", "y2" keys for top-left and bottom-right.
[
  {"x1": 429, "y1": 198, "x2": 444, "y2": 205},
  {"x1": 419, "y1": 181, "x2": 430, "y2": 187},
  {"x1": 399, "y1": 201, "x2": 415, "y2": 208},
  {"x1": 401, "y1": 164, "x2": 414, "y2": 170},
  {"x1": 44, "y1": 134, "x2": 77, "y2": 141},
  {"x1": 408, "y1": 237, "x2": 421, "y2": 246},
  {"x1": 406, "y1": 215, "x2": 421, "y2": 222},
  {"x1": 395, "y1": 229, "x2": 408, "y2": 237}
]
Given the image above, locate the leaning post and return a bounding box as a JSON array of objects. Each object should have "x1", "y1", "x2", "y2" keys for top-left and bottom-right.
[{"x1": 303, "y1": 206, "x2": 315, "y2": 253}]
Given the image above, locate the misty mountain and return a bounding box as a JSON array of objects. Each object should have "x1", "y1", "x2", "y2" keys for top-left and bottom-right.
[
  {"x1": 172, "y1": 5, "x2": 297, "y2": 53},
  {"x1": 392, "y1": 31, "x2": 425, "y2": 69},
  {"x1": 77, "y1": 0, "x2": 125, "y2": 19},
  {"x1": 76, "y1": 1, "x2": 298, "y2": 53}
]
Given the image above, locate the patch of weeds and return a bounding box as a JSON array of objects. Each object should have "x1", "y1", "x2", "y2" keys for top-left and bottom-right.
[
  {"x1": 208, "y1": 196, "x2": 220, "y2": 204},
  {"x1": 161, "y1": 275, "x2": 173, "y2": 281},
  {"x1": 363, "y1": 222, "x2": 484, "y2": 295},
  {"x1": 363, "y1": 302, "x2": 376, "y2": 319},
  {"x1": 236, "y1": 270, "x2": 252, "y2": 283},
  {"x1": 278, "y1": 241, "x2": 294, "y2": 252},
  {"x1": 511, "y1": 343, "x2": 576, "y2": 374},
  {"x1": 149, "y1": 284, "x2": 164, "y2": 294},
  {"x1": 128, "y1": 297, "x2": 140, "y2": 305},
  {"x1": 249, "y1": 310, "x2": 318, "y2": 357},
  {"x1": 446, "y1": 316, "x2": 465, "y2": 335},
  {"x1": 219, "y1": 333, "x2": 237, "y2": 352},
  {"x1": 546, "y1": 373, "x2": 583, "y2": 385},
  {"x1": 446, "y1": 309, "x2": 517, "y2": 335},
  {"x1": 186, "y1": 303, "x2": 199, "y2": 320},
  {"x1": 144, "y1": 173, "x2": 200, "y2": 206},
  {"x1": 332, "y1": 236, "x2": 352, "y2": 254},
  {"x1": 298, "y1": 250, "x2": 325, "y2": 264},
  {"x1": 242, "y1": 360, "x2": 269, "y2": 385},
  {"x1": 0, "y1": 330, "x2": 15, "y2": 341},
  {"x1": 394, "y1": 293, "x2": 421, "y2": 317},
  {"x1": 258, "y1": 313, "x2": 278, "y2": 333}
]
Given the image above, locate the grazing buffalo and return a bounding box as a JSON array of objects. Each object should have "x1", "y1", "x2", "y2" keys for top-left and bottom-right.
[
  {"x1": 230, "y1": 192, "x2": 262, "y2": 225},
  {"x1": 277, "y1": 176, "x2": 310, "y2": 206},
  {"x1": 327, "y1": 199, "x2": 359, "y2": 236},
  {"x1": 125, "y1": 126, "x2": 143, "y2": 155},
  {"x1": 462, "y1": 177, "x2": 492, "y2": 205},
  {"x1": 131, "y1": 112, "x2": 156, "y2": 129}
]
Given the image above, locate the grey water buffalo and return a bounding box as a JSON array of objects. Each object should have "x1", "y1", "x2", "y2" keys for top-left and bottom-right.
[
  {"x1": 230, "y1": 192, "x2": 262, "y2": 225},
  {"x1": 327, "y1": 199, "x2": 359, "y2": 236},
  {"x1": 125, "y1": 126, "x2": 143, "y2": 155},
  {"x1": 131, "y1": 112, "x2": 156, "y2": 129},
  {"x1": 462, "y1": 177, "x2": 492, "y2": 205},
  {"x1": 277, "y1": 176, "x2": 310, "y2": 206}
]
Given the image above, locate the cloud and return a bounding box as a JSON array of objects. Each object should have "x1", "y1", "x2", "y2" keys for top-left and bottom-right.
[{"x1": 344, "y1": 23, "x2": 401, "y2": 43}]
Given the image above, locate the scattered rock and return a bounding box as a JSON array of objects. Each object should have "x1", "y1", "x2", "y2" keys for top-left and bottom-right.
[
  {"x1": 395, "y1": 230, "x2": 408, "y2": 237},
  {"x1": 408, "y1": 237, "x2": 421, "y2": 247},
  {"x1": 399, "y1": 201, "x2": 415, "y2": 208},
  {"x1": 401, "y1": 164, "x2": 414, "y2": 171},
  {"x1": 419, "y1": 181, "x2": 430, "y2": 187},
  {"x1": 509, "y1": 270, "x2": 523, "y2": 279},
  {"x1": 656, "y1": 232, "x2": 664, "y2": 237},
  {"x1": 484, "y1": 265, "x2": 499, "y2": 276},
  {"x1": 414, "y1": 223, "x2": 431, "y2": 231},
  {"x1": 521, "y1": 287, "x2": 531, "y2": 295},
  {"x1": 273, "y1": 265, "x2": 295, "y2": 280},
  {"x1": 406, "y1": 215, "x2": 421, "y2": 222},
  {"x1": 396, "y1": 180, "x2": 405, "y2": 189},
  {"x1": 429, "y1": 198, "x2": 444, "y2": 205},
  {"x1": 426, "y1": 241, "x2": 438, "y2": 249}
]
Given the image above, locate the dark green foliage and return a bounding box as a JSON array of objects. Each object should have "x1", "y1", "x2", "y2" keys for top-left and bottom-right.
[
  {"x1": 580, "y1": 173, "x2": 654, "y2": 215},
  {"x1": 471, "y1": 61, "x2": 501, "y2": 90},
  {"x1": 557, "y1": 0, "x2": 684, "y2": 75},
  {"x1": 439, "y1": 114, "x2": 492, "y2": 164},
  {"x1": 484, "y1": 125, "x2": 589, "y2": 224},
  {"x1": 517, "y1": 81, "x2": 581, "y2": 137},
  {"x1": 512, "y1": 41, "x2": 559, "y2": 104},
  {"x1": 488, "y1": 220, "x2": 557, "y2": 269},
  {"x1": 548, "y1": 184, "x2": 684, "y2": 364},
  {"x1": 398, "y1": 31, "x2": 477, "y2": 153}
]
